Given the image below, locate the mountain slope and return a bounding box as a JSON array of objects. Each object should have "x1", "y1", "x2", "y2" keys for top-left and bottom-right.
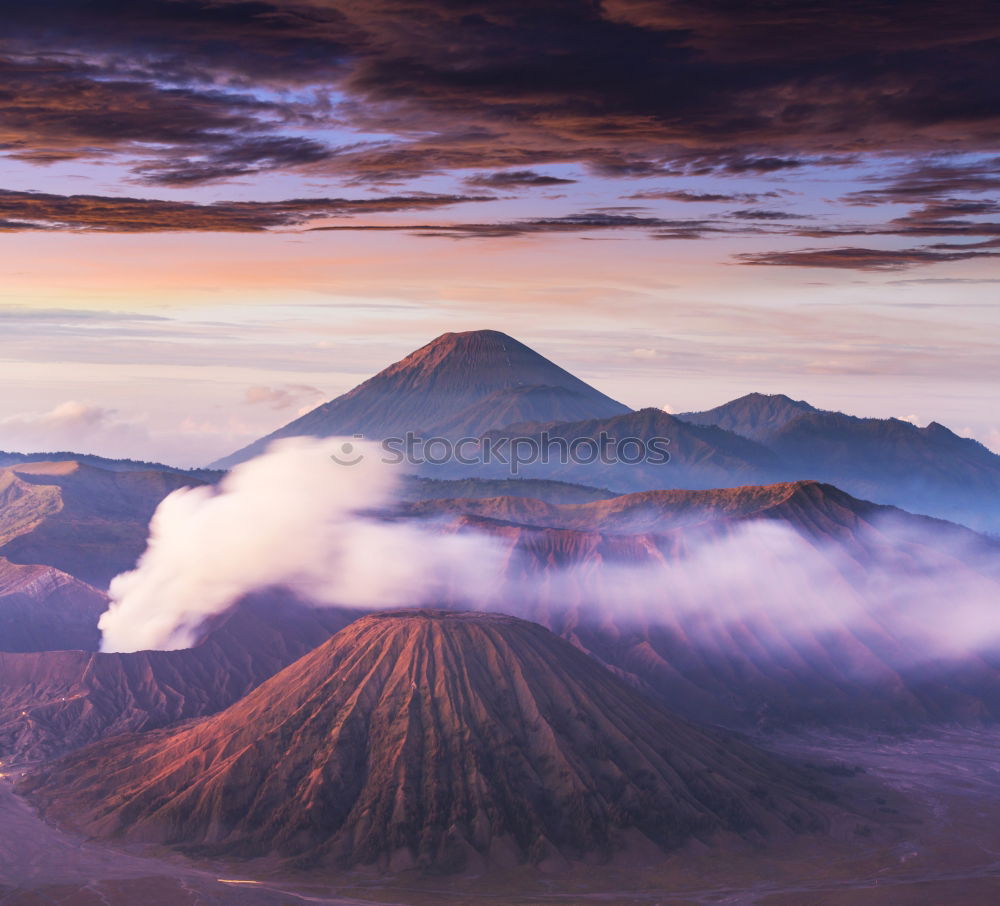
[
  {"x1": 431, "y1": 384, "x2": 625, "y2": 438},
  {"x1": 765, "y1": 410, "x2": 1000, "y2": 501},
  {"x1": 26, "y1": 611, "x2": 828, "y2": 873},
  {"x1": 0, "y1": 557, "x2": 106, "y2": 652},
  {"x1": 478, "y1": 408, "x2": 781, "y2": 490},
  {"x1": 0, "y1": 461, "x2": 204, "y2": 589},
  {"x1": 0, "y1": 595, "x2": 358, "y2": 762},
  {"x1": 406, "y1": 479, "x2": 890, "y2": 536},
  {"x1": 212, "y1": 330, "x2": 629, "y2": 468},
  {"x1": 401, "y1": 474, "x2": 616, "y2": 504}
]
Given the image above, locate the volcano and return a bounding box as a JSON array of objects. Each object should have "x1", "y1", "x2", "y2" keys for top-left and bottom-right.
[
  {"x1": 26, "y1": 611, "x2": 827, "y2": 873},
  {"x1": 212, "y1": 330, "x2": 629, "y2": 468}
]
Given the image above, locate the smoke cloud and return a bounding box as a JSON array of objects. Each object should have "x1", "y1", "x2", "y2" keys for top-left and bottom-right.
[
  {"x1": 99, "y1": 438, "x2": 503, "y2": 652},
  {"x1": 101, "y1": 434, "x2": 1000, "y2": 674},
  {"x1": 491, "y1": 514, "x2": 1000, "y2": 667}
]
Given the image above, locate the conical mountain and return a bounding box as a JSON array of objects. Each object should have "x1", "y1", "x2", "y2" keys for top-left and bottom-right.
[
  {"x1": 211, "y1": 330, "x2": 629, "y2": 468},
  {"x1": 26, "y1": 611, "x2": 827, "y2": 873}
]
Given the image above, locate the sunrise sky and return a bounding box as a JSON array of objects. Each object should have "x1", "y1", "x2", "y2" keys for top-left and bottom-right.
[{"x1": 2, "y1": 1, "x2": 998, "y2": 466}]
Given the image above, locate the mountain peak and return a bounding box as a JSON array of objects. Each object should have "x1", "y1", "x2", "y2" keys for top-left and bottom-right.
[
  {"x1": 396, "y1": 329, "x2": 521, "y2": 361},
  {"x1": 376, "y1": 328, "x2": 556, "y2": 386},
  {"x1": 678, "y1": 392, "x2": 819, "y2": 441},
  {"x1": 212, "y1": 331, "x2": 630, "y2": 467},
  {"x1": 426, "y1": 327, "x2": 518, "y2": 347}
]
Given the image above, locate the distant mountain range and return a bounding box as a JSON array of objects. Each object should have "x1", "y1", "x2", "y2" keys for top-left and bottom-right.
[
  {"x1": 4, "y1": 451, "x2": 1000, "y2": 885},
  {"x1": 679, "y1": 393, "x2": 1000, "y2": 532},
  {"x1": 211, "y1": 330, "x2": 999, "y2": 531},
  {"x1": 481, "y1": 407, "x2": 783, "y2": 489},
  {"x1": 3, "y1": 334, "x2": 998, "y2": 888},
  {"x1": 678, "y1": 392, "x2": 819, "y2": 440}
]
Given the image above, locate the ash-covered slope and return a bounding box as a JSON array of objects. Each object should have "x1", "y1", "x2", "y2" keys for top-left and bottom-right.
[
  {"x1": 0, "y1": 596, "x2": 358, "y2": 762},
  {"x1": 0, "y1": 557, "x2": 106, "y2": 652},
  {"x1": 212, "y1": 330, "x2": 629, "y2": 468},
  {"x1": 27, "y1": 611, "x2": 827, "y2": 873}
]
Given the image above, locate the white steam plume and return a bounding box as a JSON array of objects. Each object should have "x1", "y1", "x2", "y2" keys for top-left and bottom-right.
[
  {"x1": 101, "y1": 433, "x2": 1000, "y2": 672},
  {"x1": 493, "y1": 515, "x2": 1000, "y2": 667},
  {"x1": 99, "y1": 438, "x2": 502, "y2": 652}
]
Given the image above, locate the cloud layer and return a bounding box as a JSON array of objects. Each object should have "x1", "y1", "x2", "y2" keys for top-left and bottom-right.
[
  {"x1": 8, "y1": 0, "x2": 995, "y2": 180},
  {"x1": 0, "y1": 189, "x2": 491, "y2": 232},
  {"x1": 2, "y1": 2, "x2": 999, "y2": 267}
]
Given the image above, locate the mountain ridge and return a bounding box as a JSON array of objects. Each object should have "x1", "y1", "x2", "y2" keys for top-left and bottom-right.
[
  {"x1": 0, "y1": 595, "x2": 358, "y2": 762},
  {"x1": 679, "y1": 392, "x2": 819, "y2": 441}
]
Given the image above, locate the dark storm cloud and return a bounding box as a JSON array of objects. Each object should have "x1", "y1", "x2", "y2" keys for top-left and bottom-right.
[
  {"x1": 133, "y1": 136, "x2": 334, "y2": 186},
  {"x1": 717, "y1": 157, "x2": 808, "y2": 174},
  {"x1": 2, "y1": 1, "x2": 999, "y2": 187},
  {"x1": 0, "y1": 52, "x2": 330, "y2": 184},
  {"x1": 0, "y1": 189, "x2": 492, "y2": 232}
]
